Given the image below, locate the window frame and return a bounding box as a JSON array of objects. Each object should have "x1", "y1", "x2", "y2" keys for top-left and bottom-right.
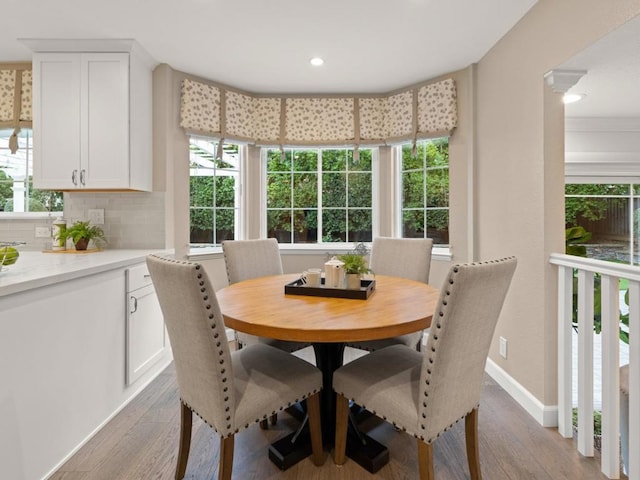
[
  {"x1": 0, "y1": 128, "x2": 63, "y2": 217},
  {"x1": 188, "y1": 136, "x2": 244, "y2": 252},
  {"x1": 260, "y1": 146, "x2": 378, "y2": 247},
  {"x1": 394, "y1": 138, "x2": 451, "y2": 248}
]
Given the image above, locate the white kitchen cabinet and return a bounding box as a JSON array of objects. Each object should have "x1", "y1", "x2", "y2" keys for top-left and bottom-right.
[
  {"x1": 125, "y1": 262, "x2": 167, "y2": 385},
  {"x1": 29, "y1": 40, "x2": 154, "y2": 191}
]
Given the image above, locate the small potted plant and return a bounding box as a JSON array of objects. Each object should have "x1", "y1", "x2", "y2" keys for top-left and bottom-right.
[
  {"x1": 339, "y1": 242, "x2": 372, "y2": 289},
  {"x1": 60, "y1": 220, "x2": 106, "y2": 251}
]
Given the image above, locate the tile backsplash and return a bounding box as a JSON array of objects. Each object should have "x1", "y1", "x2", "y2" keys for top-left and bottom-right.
[{"x1": 0, "y1": 192, "x2": 166, "y2": 251}]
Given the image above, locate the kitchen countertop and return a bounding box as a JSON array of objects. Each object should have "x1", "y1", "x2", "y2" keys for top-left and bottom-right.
[{"x1": 0, "y1": 249, "x2": 172, "y2": 297}]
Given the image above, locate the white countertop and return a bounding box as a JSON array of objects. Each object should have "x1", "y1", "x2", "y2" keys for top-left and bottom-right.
[{"x1": 0, "y1": 249, "x2": 172, "y2": 297}]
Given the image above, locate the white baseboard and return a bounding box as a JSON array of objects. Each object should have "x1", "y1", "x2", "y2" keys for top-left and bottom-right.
[{"x1": 485, "y1": 358, "x2": 558, "y2": 428}]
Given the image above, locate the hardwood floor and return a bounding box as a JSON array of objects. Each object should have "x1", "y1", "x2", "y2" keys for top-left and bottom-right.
[{"x1": 51, "y1": 347, "x2": 614, "y2": 480}]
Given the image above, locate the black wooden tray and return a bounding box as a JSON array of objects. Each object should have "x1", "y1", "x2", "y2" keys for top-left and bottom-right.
[{"x1": 284, "y1": 277, "x2": 376, "y2": 300}]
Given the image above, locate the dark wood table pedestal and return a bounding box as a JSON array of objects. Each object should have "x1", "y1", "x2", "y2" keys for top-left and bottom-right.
[{"x1": 268, "y1": 342, "x2": 388, "y2": 473}]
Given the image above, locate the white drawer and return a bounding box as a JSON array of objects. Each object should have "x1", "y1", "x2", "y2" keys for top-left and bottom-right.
[{"x1": 126, "y1": 263, "x2": 153, "y2": 292}]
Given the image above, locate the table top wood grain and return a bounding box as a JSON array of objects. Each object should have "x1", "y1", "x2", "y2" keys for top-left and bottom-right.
[{"x1": 216, "y1": 273, "x2": 439, "y2": 343}]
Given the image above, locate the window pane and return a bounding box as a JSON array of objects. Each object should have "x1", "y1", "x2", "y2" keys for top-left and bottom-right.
[
  {"x1": 190, "y1": 208, "x2": 213, "y2": 244},
  {"x1": 348, "y1": 173, "x2": 372, "y2": 207},
  {"x1": 323, "y1": 172, "x2": 346, "y2": 207},
  {"x1": 267, "y1": 210, "x2": 291, "y2": 243},
  {"x1": 267, "y1": 150, "x2": 291, "y2": 171},
  {"x1": 424, "y1": 138, "x2": 449, "y2": 168},
  {"x1": 403, "y1": 210, "x2": 425, "y2": 238},
  {"x1": 293, "y1": 150, "x2": 318, "y2": 172},
  {"x1": 322, "y1": 149, "x2": 346, "y2": 171},
  {"x1": 267, "y1": 173, "x2": 291, "y2": 208},
  {"x1": 292, "y1": 173, "x2": 318, "y2": 208},
  {"x1": 403, "y1": 171, "x2": 424, "y2": 208},
  {"x1": 190, "y1": 176, "x2": 213, "y2": 207},
  {"x1": 402, "y1": 144, "x2": 422, "y2": 170},
  {"x1": 215, "y1": 176, "x2": 235, "y2": 208},
  {"x1": 293, "y1": 210, "x2": 317, "y2": 243},
  {"x1": 348, "y1": 209, "x2": 372, "y2": 242},
  {"x1": 348, "y1": 149, "x2": 372, "y2": 171},
  {"x1": 323, "y1": 209, "x2": 346, "y2": 242},
  {"x1": 426, "y1": 168, "x2": 449, "y2": 208},
  {"x1": 427, "y1": 209, "x2": 449, "y2": 244},
  {"x1": 216, "y1": 209, "x2": 235, "y2": 242}
]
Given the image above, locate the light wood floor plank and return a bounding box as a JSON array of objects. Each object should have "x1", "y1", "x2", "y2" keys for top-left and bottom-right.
[{"x1": 51, "y1": 348, "x2": 615, "y2": 480}]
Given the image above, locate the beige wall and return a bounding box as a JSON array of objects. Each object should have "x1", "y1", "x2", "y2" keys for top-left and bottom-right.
[{"x1": 475, "y1": 0, "x2": 640, "y2": 407}]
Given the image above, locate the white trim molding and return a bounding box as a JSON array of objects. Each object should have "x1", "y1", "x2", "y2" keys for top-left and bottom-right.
[{"x1": 485, "y1": 358, "x2": 558, "y2": 428}]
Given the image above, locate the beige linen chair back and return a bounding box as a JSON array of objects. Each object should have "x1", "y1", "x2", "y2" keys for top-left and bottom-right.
[
  {"x1": 146, "y1": 254, "x2": 324, "y2": 480},
  {"x1": 369, "y1": 237, "x2": 433, "y2": 283},
  {"x1": 221, "y1": 238, "x2": 307, "y2": 350},
  {"x1": 348, "y1": 237, "x2": 433, "y2": 352},
  {"x1": 333, "y1": 256, "x2": 517, "y2": 479},
  {"x1": 147, "y1": 254, "x2": 234, "y2": 435},
  {"x1": 222, "y1": 238, "x2": 283, "y2": 284},
  {"x1": 417, "y1": 257, "x2": 516, "y2": 443}
]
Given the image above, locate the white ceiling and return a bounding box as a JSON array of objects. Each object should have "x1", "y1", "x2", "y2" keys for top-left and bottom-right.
[
  {"x1": 560, "y1": 15, "x2": 640, "y2": 119},
  {"x1": 1, "y1": 0, "x2": 538, "y2": 95}
]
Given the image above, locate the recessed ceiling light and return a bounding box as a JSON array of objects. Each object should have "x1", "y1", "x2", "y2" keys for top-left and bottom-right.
[
  {"x1": 310, "y1": 57, "x2": 324, "y2": 67},
  {"x1": 563, "y1": 93, "x2": 585, "y2": 104}
]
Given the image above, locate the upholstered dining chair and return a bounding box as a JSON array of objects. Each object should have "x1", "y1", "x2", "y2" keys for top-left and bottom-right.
[
  {"x1": 333, "y1": 256, "x2": 517, "y2": 479},
  {"x1": 347, "y1": 237, "x2": 434, "y2": 353},
  {"x1": 222, "y1": 238, "x2": 309, "y2": 352},
  {"x1": 146, "y1": 254, "x2": 324, "y2": 480},
  {"x1": 222, "y1": 238, "x2": 310, "y2": 428}
]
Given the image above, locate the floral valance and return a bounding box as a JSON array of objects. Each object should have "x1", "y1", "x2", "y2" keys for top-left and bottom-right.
[
  {"x1": 0, "y1": 63, "x2": 32, "y2": 153},
  {"x1": 180, "y1": 77, "x2": 457, "y2": 151}
]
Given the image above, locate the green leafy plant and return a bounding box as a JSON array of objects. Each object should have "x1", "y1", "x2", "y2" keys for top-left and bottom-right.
[
  {"x1": 338, "y1": 242, "x2": 372, "y2": 275},
  {"x1": 339, "y1": 253, "x2": 370, "y2": 274},
  {"x1": 572, "y1": 408, "x2": 602, "y2": 437},
  {"x1": 60, "y1": 221, "x2": 106, "y2": 250},
  {"x1": 565, "y1": 226, "x2": 629, "y2": 344}
]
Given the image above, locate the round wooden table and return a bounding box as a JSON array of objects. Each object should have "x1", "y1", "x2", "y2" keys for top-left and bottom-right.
[
  {"x1": 216, "y1": 273, "x2": 439, "y2": 472},
  {"x1": 217, "y1": 273, "x2": 438, "y2": 343}
]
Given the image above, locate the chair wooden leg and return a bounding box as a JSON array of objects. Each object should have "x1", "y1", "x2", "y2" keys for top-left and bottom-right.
[
  {"x1": 175, "y1": 402, "x2": 192, "y2": 480},
  {"x1": 334, "y1": 393, "x2": 350, "y2": 465},
  {"x1": 417, "y1": 440, "x2": 435, "y2": 480},
  {"x1": 306, "y1": 392, "x2": 325, "y2": 466},
  {"x1": 270, "y1": 413, "x2": 278, "y2": 425},
  {"x1": 465, "y1": 407, "x2": 482, "y2": 480},
  {"x1": 218, "y1": 435, "x2": 234, "y2": 480}
]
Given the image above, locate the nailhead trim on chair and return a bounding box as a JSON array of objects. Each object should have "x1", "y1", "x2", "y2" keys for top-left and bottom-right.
[{"x1": 153, "y1": 255, "x2": 322, "y2": 440}]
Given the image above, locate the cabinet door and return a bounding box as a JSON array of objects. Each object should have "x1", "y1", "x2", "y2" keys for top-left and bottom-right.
[
  {"x1": 81, "y1": 53, "x2": 130, "y2": 189},
  {"x1": 33, "y1": 53, "x2": 81, "y2": 189}
]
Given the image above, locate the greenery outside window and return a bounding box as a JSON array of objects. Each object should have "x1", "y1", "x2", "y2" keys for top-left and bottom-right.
[
  {"x1": 400, "y1": 138, "x2": 449, "y2": 245},
  {"x1": 0, "y1": 129, "x2": 63, "y2": 213},
  {"x1": 565, "y1": 183, "x2": 640, "y2": 264},
  {"x1": 189, "y1": 137, "x2": 240, "y2": 247},
  {"x1": 266, "y1": 148, "x2": 373, "y2": 244}
]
